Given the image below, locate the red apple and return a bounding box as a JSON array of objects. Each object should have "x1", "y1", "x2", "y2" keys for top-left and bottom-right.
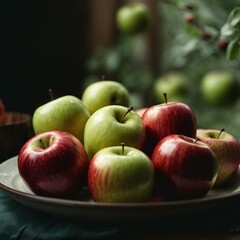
[
  {"x1": 197, "y1": 128, "x2": 240, "y2": 187},
  {"x1": 18, "y1": 130, "x2": 89, "y2": 198},
  {"x1": 142, "y1": 94, "x2": 197, "y2": 155},
  {"x1": 151, "y1": 134, "x2": 218, "y2": 200}
]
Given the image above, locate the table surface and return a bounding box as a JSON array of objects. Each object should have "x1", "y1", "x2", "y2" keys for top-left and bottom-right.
[{"x1": 1, "y1": 190, "x2": 240, "y2": 240}]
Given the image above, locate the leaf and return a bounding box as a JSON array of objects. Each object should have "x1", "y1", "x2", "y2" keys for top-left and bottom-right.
[
  {"x1": 185, "y1": 24, "x2": 202, "y2": 38},
  {"x1": 220, "y1": 22, "x2": 236, "y2": 39},
  {"x1": 227, "y1": 7, "x2": 240, "y2": 28},
  {"x1": 220, "y1": 7, "x2": 240, "y2": 39},
  {"x1": 226, "y1": 37, "x2": 240, "y2": 60}
]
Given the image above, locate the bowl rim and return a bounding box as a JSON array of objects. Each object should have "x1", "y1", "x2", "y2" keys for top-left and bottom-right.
[{"x1": 0, "y1": 112, "x2": 31, "y2": 126}]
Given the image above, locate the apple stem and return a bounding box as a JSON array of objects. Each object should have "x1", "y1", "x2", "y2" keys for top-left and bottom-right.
[
  {"x1": 101, "y1": 75, "x2": 106, "y2": 80},
  {"x1": 121, "y1": 143, "x2": 125, "y2": 155},
  {"x1": 48, "y1": 89, "x2": 54, "y2": 101},
  {"x1": 217, "y1": 128, "x2": 225, "y2": 139},
  {"x1": 163, "y1": 93, "x2": 168, "y2": 104},
  {"x1": 194, "y1": 138, "x2": 200, "y2": 144},
  {"x1": 120, "y1": 106, "x2": 133, "y2": 123}
]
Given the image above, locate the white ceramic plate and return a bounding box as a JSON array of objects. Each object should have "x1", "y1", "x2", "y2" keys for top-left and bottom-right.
[{"x1": 1, "y1": 156, "x2": 240, "y2": 222}]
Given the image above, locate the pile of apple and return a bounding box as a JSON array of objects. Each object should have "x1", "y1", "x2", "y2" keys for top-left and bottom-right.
[{"x1": 17, "y1": 80, "x2": 240, "y2": 203}]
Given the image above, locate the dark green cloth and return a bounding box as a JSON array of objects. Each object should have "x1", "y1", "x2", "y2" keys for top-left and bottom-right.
[
  {"x1": 0, "y1": 190, "x2": 123, "y2": 240},
  {"x1": 1, "y1": 189, "x2": 240, "y2": 240}
]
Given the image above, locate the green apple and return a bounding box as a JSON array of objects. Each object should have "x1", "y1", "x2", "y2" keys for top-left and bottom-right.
[
  {"x1": 81, "y1": 80, "x2": 130, "y2": 115},
  {"x1": 116, "y1": 2, "x2": 150, "y2": 35},
  {"x1": 32, "y1": 95, "x2": 90, "y2": 143},
  {"x1": 200, "y1": 71, "x2": 239, "y2": 105},
  {"x1": 88, "y1": 145, "x2": 154, "y2": 202},
  {"x1": 154, "y1": 73, "x2": 189, "y2": 103},
  {"x1": 84, "y1": 105, "x2": 146, "y2": 160}
]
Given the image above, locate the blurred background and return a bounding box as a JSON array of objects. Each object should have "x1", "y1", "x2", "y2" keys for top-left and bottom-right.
[{"x1": 1, "y1": 0, "x2": 240, "y2": 136}]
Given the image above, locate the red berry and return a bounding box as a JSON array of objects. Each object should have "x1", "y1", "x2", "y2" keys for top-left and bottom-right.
[
  {"x1": 184, "y1": 13, "x2": 195, "y2": 24},
  {"x1": 216, "y1": 40, "x2": 229, "y2": 50},
  {"x1": 183, "y1": 3, "x2": 196, "y2": 11},
  {"x1": 201, "y1": 32, "x2": 212, "y2": 40}
]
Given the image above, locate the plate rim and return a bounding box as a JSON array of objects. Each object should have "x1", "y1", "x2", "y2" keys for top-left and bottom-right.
[
  {"x1": 1, "y1": 155, "x2": 240, "y2": 209},
  {"x1": 0, "y1": 156, "x2": 240, "y2": 221}
]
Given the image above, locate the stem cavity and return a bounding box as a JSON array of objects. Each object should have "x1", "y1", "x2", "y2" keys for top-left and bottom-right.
[
  {"x1": 120, "y1": 106, "x2": 133, "y2": 123},
  {"x1": 39, "y1": 138, "x2": 48, "y2": 149}
]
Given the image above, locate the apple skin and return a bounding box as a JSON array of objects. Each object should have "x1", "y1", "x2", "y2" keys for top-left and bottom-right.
[
  {"x1": 81, "y1": 81, "x2": 130, "y2": 115},
  {"x1": 88, "y1": 146, "x2": 154, "y2": 203},
  {"x1": 84, "y1": 105, "x2": 146, "y2": 160},
  {"x1": 200, "y1": 71, "x2": 239, "y2": 106},
  {"x1": 142, "y1": 102, "x2": 197, "y2": 156},
  {"x1": 151, "y1": 134, "x2": 218, "y2": 200},
  {"x1": 154, "y1": 73, "x2": 189, "y2": 103},
  {"x1": 197, "y1": 129, "x2": 240, "y2": 187},
  {"x1": 116, "y1": 2, "x2": 150, "y2": 35},
  {"x1": 32, "y1": 95, "x2": 90, "y2": 143},
  {"x1": 18, "y1": 130, "x2": 89, "y2": 198}
]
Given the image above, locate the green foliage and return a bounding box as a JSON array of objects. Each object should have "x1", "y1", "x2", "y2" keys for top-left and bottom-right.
[
  {"x1": 84, "y1": 0, "x2": 240, "y2": 137},
  {"x1": 220, "y1": 7, "x2": 240, "y2": 60},
  {"x1": 159, "y1": 1, "x2": 240, "y2": 137}
]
